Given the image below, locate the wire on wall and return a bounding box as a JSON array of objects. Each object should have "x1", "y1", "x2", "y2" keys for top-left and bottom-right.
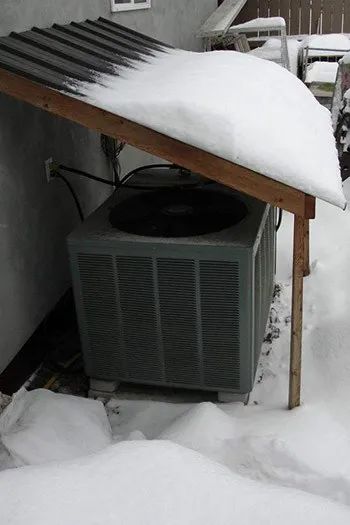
[
  {"x1": 54, "y1": 173, "x2": 84, "y2": 221},
  {"x1": 100, "y1": 134, "x2": 125, "y2": 185}
]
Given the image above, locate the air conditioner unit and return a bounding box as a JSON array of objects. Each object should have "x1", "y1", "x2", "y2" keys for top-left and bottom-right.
[{"x1": 68, "y1": 172, "x2": 276, "y2": 399}]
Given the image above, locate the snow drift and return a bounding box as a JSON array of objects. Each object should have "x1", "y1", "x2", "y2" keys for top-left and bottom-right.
[
  {"x1": 1, "y1": 440, "x2": 350, "y2": 525},
  {"x1": 0, "y1": 389, "x2": 112, "y2": 466}
]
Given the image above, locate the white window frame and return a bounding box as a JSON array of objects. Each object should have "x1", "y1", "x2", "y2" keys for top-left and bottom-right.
[{"x1": 111, "y1": 0, "x2": 151, "y2": 12}]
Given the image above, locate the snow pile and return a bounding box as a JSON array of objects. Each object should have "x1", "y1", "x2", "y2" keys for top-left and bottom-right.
[
  {"x1": 232, "y1": 16, "x2": 286, "y2": 30},
  {"x1": 0, "y1": 388, "x2": 112, "y2": 465},
  {"x1": 143, "y1": 401, "x2": 350, "y2": 506},
  {"x1": 225, "y1": 407, "x2": 350, "y2": 504},
  {"x1": 306, "y1": 61, "x2": 339, "y2": 84},
  {"x1": 108, "y1": 398, "x2": 190, "y2": 440},
  {"x1": 341, "y1": 51, "x2": 350, "y2": 64},
  {"x1": 160, "y1": 402, "x2": 236, "y2": 462},
  {"x1": 249, "y1": 38, "x2": 301, "y2": 76},
  {"x1": 304, "y1": 34, "x2": 350, "y2": 56},
  {"x1": 77, "y1": 49, "x2": 345, "y2": 208},
  {"x1": 1, "y1": 440, "x2": 350, "y2": 525}
]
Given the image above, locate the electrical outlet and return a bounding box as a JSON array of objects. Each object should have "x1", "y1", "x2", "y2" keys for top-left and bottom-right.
[{"x1": 44, "y1": 158, "x2": 57, "y2": 183}]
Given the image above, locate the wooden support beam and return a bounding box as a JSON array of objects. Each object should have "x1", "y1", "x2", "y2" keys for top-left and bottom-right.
[
  {"x1": 289, "y1": 215, "x2": 305, "y2": 410},
  {"x1": 303, "y1": 219, "x2": 310, "y2": 277},
  {"x1": 0, "y1": 68, "x2": 316, "y2": 219}
]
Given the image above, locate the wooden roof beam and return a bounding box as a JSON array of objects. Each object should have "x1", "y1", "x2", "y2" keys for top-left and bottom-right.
[{"x1": 0, "y1": 68, "x2": 315, "y2": 219}]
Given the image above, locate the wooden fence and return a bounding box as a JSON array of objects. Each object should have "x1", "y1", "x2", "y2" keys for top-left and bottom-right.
[{"x1": 233, "y1": 1, "x2": 350, "y2": 35}]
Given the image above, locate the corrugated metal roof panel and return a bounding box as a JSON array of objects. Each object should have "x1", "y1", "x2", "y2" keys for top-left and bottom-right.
[
  {"x1": 10, "y1": 31, "x2": 117, "y2": 74},
  {"x1": 0, "y1": 17, "x2": 171, "y2": 95}
]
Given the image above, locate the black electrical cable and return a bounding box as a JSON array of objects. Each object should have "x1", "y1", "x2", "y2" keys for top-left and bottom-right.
[
  {"x1": 117, "y1": 183, "x2": 200, "y2": 190},
  {"x1": 54, "y1": 164, "x2": 181, "y2": 221},
  {"x1": 55, "y1": 173, "x2": 84, "y2": 221},
  {"x1": 58, "y1": 163, "x2": 180, "y2": 189},
  {"x1": 55, "y1": 163, "x2": 213, "y2": 219},
  {"x1": 100, "y1": 134, "x2": 125, "y2": 187},
  {"x1": 115, "y1": 163, "x2": 214, "y2": 191},
  {"x1": 112, "y1": 163, "x2": 120, "y2": 184},
  {"x1": 59, "y1": 164, "x2": 115, "y2": 186},
  {"x1": 276, "y1": 208, "x2": 283, "y2": 232},
  {"x1": 116, "y1": 163, "x2": 178, "y2": 188}
]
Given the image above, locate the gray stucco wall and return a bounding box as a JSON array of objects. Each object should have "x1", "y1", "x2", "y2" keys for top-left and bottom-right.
[{"x1": 0, "y1": 0, "x2": 216, "y2": 373}]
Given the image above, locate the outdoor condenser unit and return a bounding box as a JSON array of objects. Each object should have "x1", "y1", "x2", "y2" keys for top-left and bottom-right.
[{"x1": 68, "y1": 169, "x2": 276, "y2": 398}]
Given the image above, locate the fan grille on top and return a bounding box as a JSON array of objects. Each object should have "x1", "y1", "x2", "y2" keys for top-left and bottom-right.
[{"x1": 109, "y1": 187, "x2": 248, "y2": 237}]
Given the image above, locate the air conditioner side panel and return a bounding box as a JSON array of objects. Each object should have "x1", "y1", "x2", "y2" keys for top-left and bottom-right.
[{"x1": 69, "y1": 252, "x2": 125, "y2": 380}]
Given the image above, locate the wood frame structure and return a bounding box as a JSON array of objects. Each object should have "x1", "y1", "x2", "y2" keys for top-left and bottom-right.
[{"x1": 0, "y1": 67, "x2": 315, "y2": 409}]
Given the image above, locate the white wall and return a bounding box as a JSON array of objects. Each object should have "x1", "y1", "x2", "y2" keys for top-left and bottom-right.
[{"x1": 0, "y1": 0, "x2": 216, "y2": 372}]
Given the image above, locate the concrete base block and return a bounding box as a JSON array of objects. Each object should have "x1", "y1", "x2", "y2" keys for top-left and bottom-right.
[
  {"x1": 88, "y1": 379, "x2": 119, "y2": 400},
  {"x1": 218, "y1": 392, "x2": 250, "y2": 404}
]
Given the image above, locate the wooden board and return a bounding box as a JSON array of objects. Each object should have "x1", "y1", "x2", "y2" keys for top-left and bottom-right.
[
  {"x1": 279, "y1": 0, "x2": 291, "y2": 34},
  {"x1": 332, "y1": 0, "x2": 344, "y2": 33},
  {"x1": 258, "y1": 0, "x2": 271, "y2": 18},
  {"x1": 344, "y1": 0, "x2": 350, "y2": 33},
  {"x1": 289, "y1": 215, "x2": 305, "y2": 409},
  {"x1": 233, "y1": 0, "x2": 258, "y2": 23},
  {"x1": 0, "y1": 67, "x2": 316, "y2": 218},
  {"x1": 267, "y1": 0, "x2": 280, "y2": 17},
  {"x1": 310, "y1": 0, "x2": 322, "y2": 34},
  {"x1": 290, "y1": 0, "x2": 301, "y2": 35},
  {"x1": 321, "y1": 0, "x2": 335, "y2": 34},
  {"x1": 300, "y1": 0, "x2": 312, "y2": 35},
  {"x1": 234, "y1": 0, "x2": 346, "y2": 34},
  {"x1": 303, "y1": 218, "x2": 310, "y2": 277},
  {"x1": 197, "y1": 0, "x2": 248, "y2": 37}
]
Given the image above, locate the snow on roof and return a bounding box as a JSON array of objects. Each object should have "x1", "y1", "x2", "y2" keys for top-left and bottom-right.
[
  {"x1": 1, "y1": 440, "x2": 350, "y2": 524},
  {"x1": 77, "y1": 49, "x2": 345, "y2": 209}
]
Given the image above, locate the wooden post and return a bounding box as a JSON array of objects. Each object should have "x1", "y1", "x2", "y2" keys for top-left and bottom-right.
[
  {"x1": 303, "y1": 219, "x2": 310, "y2": 277},
  {"x1": 288, "y1": 215, "x2": 305, "y2": 410}
]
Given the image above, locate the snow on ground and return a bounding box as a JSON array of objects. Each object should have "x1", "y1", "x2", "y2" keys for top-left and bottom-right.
[
  {"x1": 305, "y1": 61, "x2": 339, "y2": 84},
  {"x1": 0, "y1": 389, "x2": 112, "y2": 466},
  {"x1": 1, "y1": 182, "x2": 350, "y2": 522},
  {"x1": 2, "y1": 440, "x2": 350, "y2": 525},
  {"x1": 76, "y1": 48, "x2": 345, "y2": 208}
]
